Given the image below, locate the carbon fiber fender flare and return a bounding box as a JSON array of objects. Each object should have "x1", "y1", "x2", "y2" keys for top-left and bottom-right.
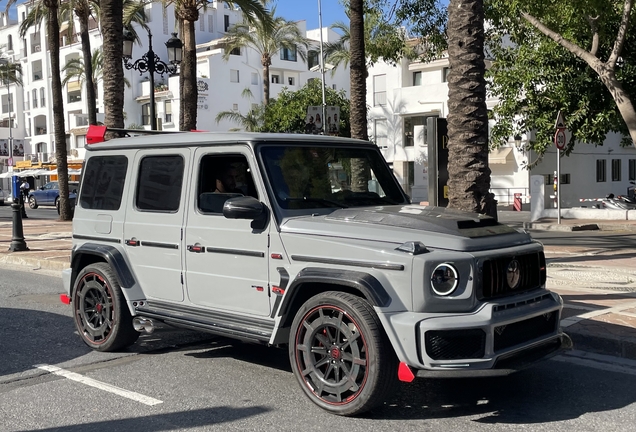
[{"x1": 71, "y1": 243, "x2": 136, "y2": 289}]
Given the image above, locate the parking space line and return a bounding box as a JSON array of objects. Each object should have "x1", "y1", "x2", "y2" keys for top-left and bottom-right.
[{"x1": 36, "y1": 364, "x2": 163, "y2": 406}]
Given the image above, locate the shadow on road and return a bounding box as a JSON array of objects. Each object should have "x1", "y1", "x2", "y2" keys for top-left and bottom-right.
[
  {"x1": 186, "y1": 339, "x2": 292, "y2": 373},
  {"x1": 23, "y1": 406, "x2": 271, "y2": 432}
]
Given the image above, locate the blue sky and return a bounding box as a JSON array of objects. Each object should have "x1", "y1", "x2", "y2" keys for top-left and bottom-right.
[
  {"x1": 0, "y1": 0, "x2": 349, "y2": 28},
  {"x1": 272, "y1": 0, "x2": 348, "y2": 29}
]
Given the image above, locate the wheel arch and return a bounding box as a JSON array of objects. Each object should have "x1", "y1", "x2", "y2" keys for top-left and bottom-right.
[
  {"x1": 274, "y1": 267, "x2": 391, "y2": 337},
  {"x1": 70, "y1": 243, "x2": 137, "y2": 295}
]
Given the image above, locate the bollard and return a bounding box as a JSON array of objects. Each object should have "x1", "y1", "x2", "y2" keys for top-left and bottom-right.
[
  {"x1": 513, "y1": 193, "x2": 522, "y2": 211},
  {"x1": 8, "y1": 176, "x2": 28, "y2": 252}
]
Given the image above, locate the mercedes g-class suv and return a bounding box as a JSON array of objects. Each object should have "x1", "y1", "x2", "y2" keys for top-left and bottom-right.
[{"x1": 62, "y1": 132, "x2": 571, "y2": 416}]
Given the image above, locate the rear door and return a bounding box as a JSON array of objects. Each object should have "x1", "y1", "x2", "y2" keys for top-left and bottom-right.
[{"x1": 123, "y1": 149, "x2": 191, "y2": 302}]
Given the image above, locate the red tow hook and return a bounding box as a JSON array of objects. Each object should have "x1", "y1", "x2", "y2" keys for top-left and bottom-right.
[
  {"x1": 60, "y1": 294, "x2": 71, "y2": 305},
  {"x1": 398, "y1": 362, "x2": 415, "y2": 382}
]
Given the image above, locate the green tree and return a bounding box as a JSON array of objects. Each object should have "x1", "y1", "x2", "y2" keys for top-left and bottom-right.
[
  {"x1": 222, "y1": 3, "x2": 309, "y2": 106},
  {"x1": 101, "y1": 0, "x2": 126, "y2": 135},
  {"x1": 215, "y1": 88, "x2": 264, "y2": 131},
  {"x1": 261, "y1": 79, "x2": 351, "y2": 135},
  {"x1": 16, "y1": 0, "x2": 72, "y2": 220},
  {"x1": 62, "y1": 48, "x2": 102, "y2": 94},
  {"x1": 486, "y1": 0, "x2": 636, "y2": 151},
  {"x1": 171, "y1": 0, "x2": 272, "y2": 131},
  {"x1": 445, "y1": 0, "x2": 496, "y2": 217},
  {"x1": 0, "y1": 59, "x2": 23, "y2": 87}
]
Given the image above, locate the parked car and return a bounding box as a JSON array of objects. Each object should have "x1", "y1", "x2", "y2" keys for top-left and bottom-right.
[
  {"x1": 62, "y1": 132, "x2": 571, "y2": 416},
  {"x1": 28, "y1": 181, "x2": 78, "y2": 209}
]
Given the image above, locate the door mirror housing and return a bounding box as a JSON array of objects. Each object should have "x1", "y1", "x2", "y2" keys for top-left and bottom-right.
[{"x1": 223, "y1": 196, "x2": 268, "y2": 230}]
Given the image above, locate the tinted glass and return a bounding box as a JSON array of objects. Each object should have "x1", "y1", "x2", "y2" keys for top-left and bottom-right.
[
  {"x1": 260, "y1": 145, "x2": 407, "y2": 211},
  {"x1": 196, "y1": 154, "x2": 258, "y2": 214},
  {"x1": 136, "y1": 155, "x2": 184, "y2": 212},
  {"x1": 80, "y1": 156, "x2": 128, "y2": 210}
]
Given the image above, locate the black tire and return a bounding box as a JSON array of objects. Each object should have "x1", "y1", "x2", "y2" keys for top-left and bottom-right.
[
  {"x1": 28, "y1": 196, "x2": 38, "y2": 209},
  {"x1": 289, "y1": 291, "x2": 398, "y2": 416},
  {"x1": 72, "y1": 262, "x2": 139, "y2": 352}
]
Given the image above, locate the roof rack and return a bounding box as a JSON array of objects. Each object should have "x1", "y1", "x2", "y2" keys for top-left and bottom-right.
[{"x1": 86, "y1": 125, "x2": 181, "y2": 145}]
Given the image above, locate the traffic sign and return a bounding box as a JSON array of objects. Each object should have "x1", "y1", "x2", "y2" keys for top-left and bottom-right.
[
  {"x1": 555, "y1": 110, "x2": 566, "y2": 130},
  {"x1": 7, "y1": 157, "x2": 13, "y2": 166},
  {"x1": 554, "y1": 129, "x2": 566, "y2": 150}
]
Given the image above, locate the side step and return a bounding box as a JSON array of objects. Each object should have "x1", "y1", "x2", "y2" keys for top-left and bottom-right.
[{"x1": 135, "y1": 300, "x2": 274, "y2": 343}]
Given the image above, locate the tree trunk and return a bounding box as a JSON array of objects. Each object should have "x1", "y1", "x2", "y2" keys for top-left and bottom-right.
[
  {"x1": 77, "y1": 5, "x2": 97, "y2": 125},
  {"x1": 262, "y1": 56, "x2": 271, "y2": 106},
  {"x1": 101, "y1": 0, "x2": 125, "y2": 133},
  {"x1": 178, "y1": 7, "x2": 198, "y2": 131},
  {"x1": 46, "y1": 2, "x2": 70, "y2": 220},
  {"x1": 446, "y1": 0, "x2": 497, "y2": 218},
  {"x1": 597, "y1": 68, "x2": 636, "y2": 146},
  {"x1": 348, "y1": 0, "x2": 369, "y2": 192}
]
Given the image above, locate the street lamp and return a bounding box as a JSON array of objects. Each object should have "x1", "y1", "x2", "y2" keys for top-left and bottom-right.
[{"x1": 122, "y1": 30, "x2": 183, "y2": 130}]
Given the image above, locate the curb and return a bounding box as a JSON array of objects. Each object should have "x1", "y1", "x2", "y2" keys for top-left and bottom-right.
[
  {"x1": 0, "y1": 255, "x2": 69, "y2": 272},
  {"x1": 524, "y1": 222, "x2": 636, "y2": 232},
  {"x1": 566, "y1": 330, "x2": 636, "y2": 361}
]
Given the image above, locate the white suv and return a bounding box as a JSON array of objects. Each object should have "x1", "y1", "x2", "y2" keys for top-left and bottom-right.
[{"x1": 62, "y1": 132, "x2": 570, "y2": 416}]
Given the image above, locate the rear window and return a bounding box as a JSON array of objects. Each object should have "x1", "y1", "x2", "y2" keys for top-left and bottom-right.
[{"x1": 79, "y1": 155, "x2": 128, "y2": 210}]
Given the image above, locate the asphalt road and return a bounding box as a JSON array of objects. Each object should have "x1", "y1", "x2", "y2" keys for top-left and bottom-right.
[
  {"x1": 0, "y1": 203, "x2": 58, "y2": 221},
  {"x1": 2, "y1": 267, "x2": 636, "y2": 431}
]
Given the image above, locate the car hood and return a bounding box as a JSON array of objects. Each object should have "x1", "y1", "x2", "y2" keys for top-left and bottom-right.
[{"x1": 279, "y1": 205, "x2": 532, "y2": 252}]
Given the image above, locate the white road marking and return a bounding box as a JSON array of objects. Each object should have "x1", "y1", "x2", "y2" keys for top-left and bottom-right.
[{"x1": 36, "y1": 364, "x2": 163, "y2": 406}]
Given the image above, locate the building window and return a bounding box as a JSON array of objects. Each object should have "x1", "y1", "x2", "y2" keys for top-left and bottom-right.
[
  {"x1": 612, "y1": 159, "x2": 621, "y2": 181},
  {"x1": 164, "y1": 100, "x2": 172, "y2": 123},
  {"x1": 308, "y1": 50, "x2": 319, "y2": 70},
  {"x1": 208, "y1": 15, "x2": 214, "y2": 33},
  {"x1": 7, "y1": 35, "x2": 13, "y2": 51},
  {"x1": 373, "y1": 74, "x2": 386, "y2": 106},
  {"x1": 629, "y1": 159, "x2": 636, "y2": 181},
  {"x1": 271, "y1": 74, "x2": 280, "y2": 84},
  {"x1": 136, "y1": 155, "x2": 185, "y2": 212},
  {"x1": 374, "y1": 119, "x2": 387, "y2": 148},
  {"x1": 40, "y1": 87, "x2": 45, "y2": 107},
  {"x1": 404, "y1": 116, "x2": 432, "y2": 147},
  {"x1": 251, "y1": 72, "x2": 258, "y2": 85},
  {"x1": 230, "y1": 69, "x2": 239, "y2": 83},
  {"x1": 144, "y1": 9, "x2": 152, "y2": 22},
  {"x1": 232, "y1": 103, "x2": 239, "y2": 110},
  {"x1": 560, "y1": 173, "x2": 571, "y2": 185},
  {"x1": 288, "y1": 77, "x2": 295, "y2": 86},
  {"x1": 229, "y1": 47, "x2": 240, "y2": 56},
  {"x1": 32, "y1": 89, "x2": 38, "y2": 108},
  {"x1": 76, "y1": 134, "x2": 86, "y2": 148},
  {"x1": 224, "y1": 15, "x2": 230, "y2": 32},
  {"x1": 413, "y1": 71, "x2": 422, "y2": 86},
  {"x1": 1, "y1": 93, "x2": 12, "y2": 113},
  {"x1": 142, "y1": 103, "x2": 151, "y2": 125},
  {"x1": 442, "y1": 67, "x2": 450, "y2": 83},
  {"x1": 200, "y1": 15, "x2": 205, "y2": 31},
  {"x1": 596, "y1": 159, "x2": 606, "y2": 182},
  {"x1": 544, "y1": 174, "x2": 552, "y2": 186},
  {"x1": 332, "y1": 84, "x2": 336, "y2": 90},
  {"x1": 280, "y1": 46, "x2": 297, "y2": 62}
]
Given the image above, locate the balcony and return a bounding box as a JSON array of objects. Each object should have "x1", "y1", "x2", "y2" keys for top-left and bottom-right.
[
  {"x1": 35, "y1": 126, "x2": 47, "y2": 135},
  {"x1": 26, "y1": 153, "x2": 51, "y2": 163},
  {"x1": 70, "y1": 113, "x2": 89, "y2": 129}
]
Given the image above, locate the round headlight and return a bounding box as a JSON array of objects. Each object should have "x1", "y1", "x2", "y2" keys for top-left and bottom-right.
[{"x1": 431, "y1": 263, "x2": 459, "y2": 296}]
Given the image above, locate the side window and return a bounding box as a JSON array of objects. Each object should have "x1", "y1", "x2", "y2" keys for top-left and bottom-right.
[
  {"x1": 80, "y1": 155, "x2": 128, "y2": 210},
  {"x1": 136, "y1": 155, "x2": 184, "y2": 212},
  {"x1": 197, "y1": 154, "x2": 258, "y2": 214}
]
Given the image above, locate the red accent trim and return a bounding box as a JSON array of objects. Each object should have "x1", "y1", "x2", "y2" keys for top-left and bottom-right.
[
  {"x1": 272, "y1": 286, "x2": 285, "y2": 295},
  {"x1": 60, "y1": 294, "x2": 71, "y2": 305},
  {"x1": 271, "y1": 253, "x2": 283, "y2": 260},
  {"x1": 86, "y1": 125, "x2": 107, "y2": 144},
  {"x1": 255, "y1": 286, "x2": 264, "y2": 292},
  {"x1": 398, "y1": 362, "x2": 415, "y2": 382}
]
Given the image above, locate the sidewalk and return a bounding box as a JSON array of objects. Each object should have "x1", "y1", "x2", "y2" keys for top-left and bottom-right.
[{"x1": 1, "y1": 216, "x2": 636, "y2": 362}]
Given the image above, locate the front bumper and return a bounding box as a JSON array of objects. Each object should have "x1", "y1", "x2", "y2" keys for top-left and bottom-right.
[
  {"x1": 62, "y1": 268, "x2": 72, "y2": 297},
  {"x1": 382, "y1": 290, "x2": 571, "y2": 376}
]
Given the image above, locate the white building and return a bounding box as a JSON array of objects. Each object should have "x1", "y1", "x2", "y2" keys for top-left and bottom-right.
[
  {"x1": 367, "y1": 53, "x2": 636, "y2": 208},
  {"x1": 0, "y1": 1, "x2": 349, "y2": 176}
]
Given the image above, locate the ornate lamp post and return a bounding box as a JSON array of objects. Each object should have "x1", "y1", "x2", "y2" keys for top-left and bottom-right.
[{"x1": 122, "y1": 30, "x2": 183, "y2": 130}]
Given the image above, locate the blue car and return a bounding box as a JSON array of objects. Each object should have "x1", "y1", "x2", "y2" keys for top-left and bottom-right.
[{"x1": 28, "y1": 181, "x2": 78, "y2": 209}]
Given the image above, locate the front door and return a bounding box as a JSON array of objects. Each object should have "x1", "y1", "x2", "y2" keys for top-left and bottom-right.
[
  {"x1": 184, "y1": 147, "x2": 271, "y2": 316},
  {"x1": 123, "y1": 149, "x2": 190, "y2": 302}
]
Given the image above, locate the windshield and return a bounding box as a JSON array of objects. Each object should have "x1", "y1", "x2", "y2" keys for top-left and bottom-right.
[{"x1": 260, "y1": 145, "x2": 408, "y2": 211}]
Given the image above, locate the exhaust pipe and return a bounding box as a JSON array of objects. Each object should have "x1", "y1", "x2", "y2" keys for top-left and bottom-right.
[{"x1": 133, "y1": 317, "x2": 155, "y2": 334}]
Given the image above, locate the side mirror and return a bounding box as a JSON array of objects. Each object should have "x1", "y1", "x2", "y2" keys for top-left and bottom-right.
[
  {"x1": 223, "y1": 196, "x2": 269, "y2": 230},
  {"x1": 39, "y1": 186, "x2": 45, "y2": 190}
]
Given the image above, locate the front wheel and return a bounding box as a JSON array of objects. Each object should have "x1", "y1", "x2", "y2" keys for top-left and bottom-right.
[
  {"x1": 289, "y1": 291, "x2": 398, "y2": 416},
  {"x1": 72, "y1": 262, "x2": 139, "y2": 352},
  {"x1": 28, "y1": 196, "x2": 38, "y2": 209}
]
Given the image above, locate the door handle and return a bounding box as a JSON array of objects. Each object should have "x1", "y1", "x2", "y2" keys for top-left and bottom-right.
[
  {"x1": 187, "y1": 244, "x2": 205, "y2": 253},
  {"x1": 125, "y1": 238, "x2": 140, "y2": 246}
]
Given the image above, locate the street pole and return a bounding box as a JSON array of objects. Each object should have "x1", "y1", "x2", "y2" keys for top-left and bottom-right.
[
  {"x1": 147, "y1": 32, "x2": 157, "y2": 131},
  {"x1": 318, "y1": 0, "x2": 326, "y2": 134},
  {"x1": 557, "y1": 151, "x2": 561, "y2": 224}
]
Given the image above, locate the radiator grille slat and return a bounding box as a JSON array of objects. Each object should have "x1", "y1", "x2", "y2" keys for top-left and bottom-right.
[{"x1": 481, "y1": 252, "x2": 544, "y2": 300}]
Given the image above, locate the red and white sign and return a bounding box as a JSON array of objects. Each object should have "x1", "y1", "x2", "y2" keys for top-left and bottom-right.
[{"x1": 554, "y1": 129, "x2": 566, "y2": 150}]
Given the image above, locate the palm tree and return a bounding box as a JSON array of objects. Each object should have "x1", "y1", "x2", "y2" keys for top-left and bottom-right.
[
  {"x1": 16, "y1": 0, "x2": 72, "y2": 220},
  {"x1": 0, "y1": 59, "x2": 23, "y2": 87},
  {"x1": 101, "y1": 0, "x2": 125, "y2": 135},
  {"x1": 172, "y1": 0, "x2": 272, "y2": 131},
  {"x1": 222, "y1": 5, "x2": 309, "y2": 106},
  {"x1": 215, "y1": 88, "x2": 263, "y2": 131},
  {"x1": 348, "y1": 0, "x2": 368, "y2": 192},
  {"x1": 63, "y1": 48, "x2": 132, "y2": 93},
  {"x1": 445, "y1": 0, "x2": 497, "y2": 218}
]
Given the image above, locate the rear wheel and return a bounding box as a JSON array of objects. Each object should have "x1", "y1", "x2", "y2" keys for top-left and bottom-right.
[
  {"x1": 72, "y1": 262, "x2": 139, "y2": 352},
  {"x1": 289, "y1": 291, "x2": 398, "y2": 416},
  {"x1": 28, "y1": 196, "x2": 38, "y2": 209}
]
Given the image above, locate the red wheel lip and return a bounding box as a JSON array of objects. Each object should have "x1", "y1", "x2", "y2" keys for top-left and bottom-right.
[{"x1": 295, "y1": 304, "x2": 370, "y2": 406}]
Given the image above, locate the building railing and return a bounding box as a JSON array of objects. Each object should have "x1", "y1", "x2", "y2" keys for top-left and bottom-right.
[{"x1": 491, "y1": 187, "x2": 530, "y2": 206}]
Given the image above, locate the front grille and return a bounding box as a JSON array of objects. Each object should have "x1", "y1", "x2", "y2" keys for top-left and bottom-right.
[
  {"x1": 481, "y1": 252, "x2": 546, "y2": 300},
  {"x1": 493, "y1": 312, "x2": 558, "y2": 352},
  {"x1": 425, "y1": 329, "x2": 486, "y2": 360}
]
